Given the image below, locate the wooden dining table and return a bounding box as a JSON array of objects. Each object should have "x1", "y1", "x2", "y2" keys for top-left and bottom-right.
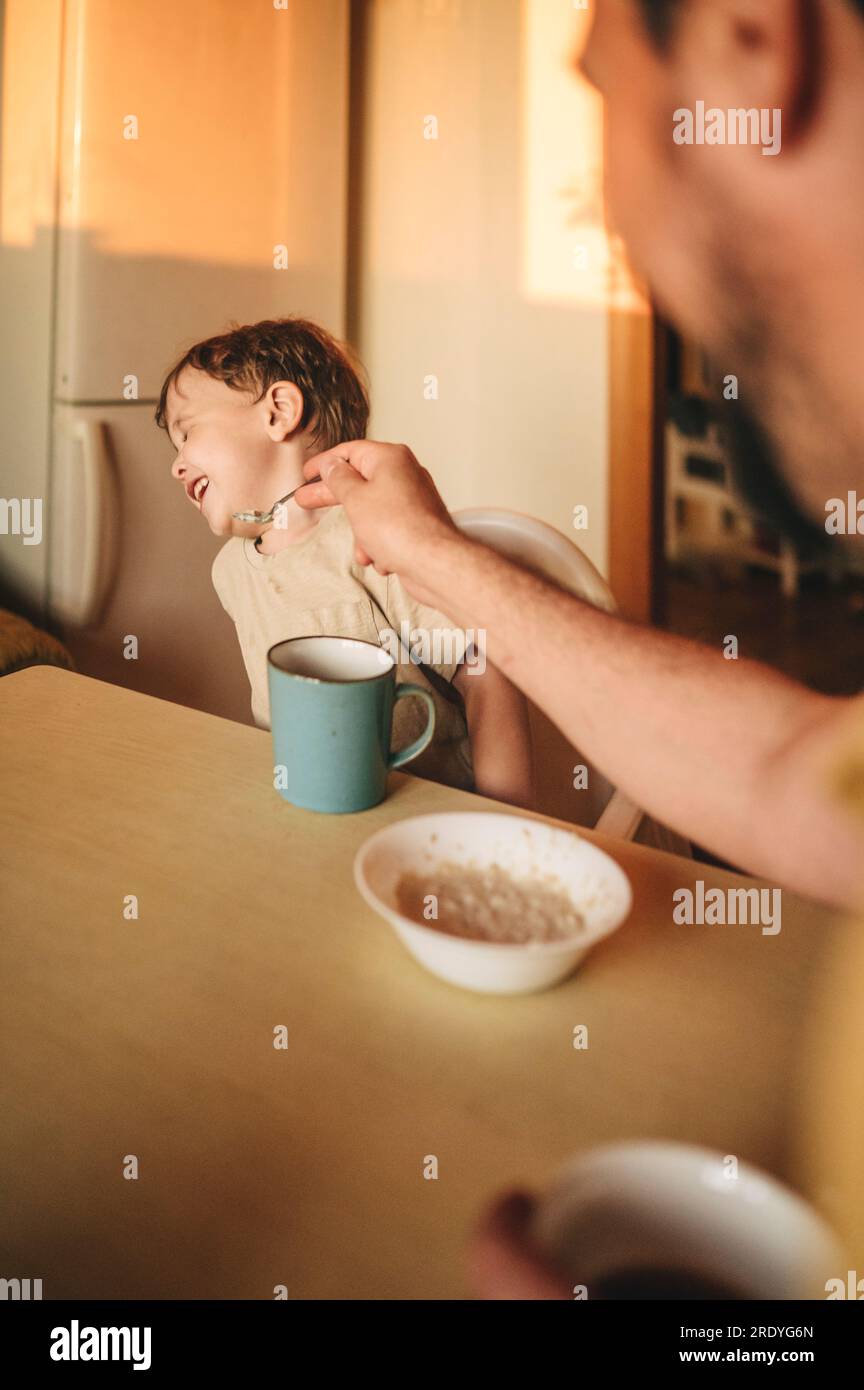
[{"x1": 0, "y1": 666, "x2": 843, "y2": 1299}]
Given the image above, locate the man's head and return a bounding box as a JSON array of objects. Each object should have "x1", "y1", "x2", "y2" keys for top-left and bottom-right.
[
  {"x1": 579, "y1": 0, "x2": 864, "y2": 540},
  {"x1": 156, "y1": 318, "x2": 369, "y2": 537}
]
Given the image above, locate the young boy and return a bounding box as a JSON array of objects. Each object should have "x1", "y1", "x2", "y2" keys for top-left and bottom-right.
[{"x1": 156, "y1": 317, "x2": 533, "y2": 807}]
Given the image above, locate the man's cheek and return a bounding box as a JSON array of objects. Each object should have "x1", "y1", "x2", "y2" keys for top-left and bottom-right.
[
  {"x1": 610, "y1": 141, "x2": 679, "y2": 285},
  {"x1": 606, "y1": 165, "x2": 654, "y2": 269},
  {"x1": 605, "y1": 118, "x2": 652, "y2": 232}
]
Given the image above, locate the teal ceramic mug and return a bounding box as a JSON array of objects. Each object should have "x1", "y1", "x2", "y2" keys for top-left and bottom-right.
[{"x1": 267, "y1": 635, "x2": 436, "y2": 813}]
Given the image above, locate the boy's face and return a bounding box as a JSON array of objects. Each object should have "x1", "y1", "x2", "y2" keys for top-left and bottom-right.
[{"x1": 165, "y1": 367, "x2": 306, "y2": 538}]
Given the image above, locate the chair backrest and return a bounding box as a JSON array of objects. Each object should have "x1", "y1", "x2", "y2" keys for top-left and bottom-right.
[{"x1": 451, "y1": 508, "x2": 617, "y2": 613}]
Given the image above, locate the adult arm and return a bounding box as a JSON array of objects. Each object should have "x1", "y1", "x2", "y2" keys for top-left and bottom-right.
[{"x1": 296, "y1": 443, "x2": 862, "y2": 908}]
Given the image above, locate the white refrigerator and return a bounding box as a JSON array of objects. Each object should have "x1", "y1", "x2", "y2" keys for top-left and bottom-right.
[{"x1": 0, "y1": 0, "x2": 350, "y2": 722}]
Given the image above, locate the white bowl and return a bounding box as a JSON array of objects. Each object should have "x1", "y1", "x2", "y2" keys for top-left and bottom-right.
[
  {"x1": 353, "y1": 811, "x2": 632, "y2": 995},
  {"x1": 532, "y1": 1141, "x2": 847, "y2": 1299}
]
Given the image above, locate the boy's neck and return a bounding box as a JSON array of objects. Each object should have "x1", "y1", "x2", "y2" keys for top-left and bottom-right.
[{"x1": 253, "y1": 496, "x2": 322, "y2": 554}]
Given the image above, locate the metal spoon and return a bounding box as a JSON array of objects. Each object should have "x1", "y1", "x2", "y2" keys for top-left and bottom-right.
[{"x1": 232, "y1": 474, "x2": 323, "y2": 524}]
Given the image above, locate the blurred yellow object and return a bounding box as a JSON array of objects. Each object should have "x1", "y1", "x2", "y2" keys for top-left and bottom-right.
[
  {"x1": 800, "y1": 728, "x2": 864, "y2": 1280},
  {"x1": 802, "y1": 914, "x2": 864, "y2": 1277}
]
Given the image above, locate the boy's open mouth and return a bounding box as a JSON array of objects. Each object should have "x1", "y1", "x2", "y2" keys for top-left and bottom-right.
[{"x1": 186, "y1": 476, "x2": 210, "y2": 508}]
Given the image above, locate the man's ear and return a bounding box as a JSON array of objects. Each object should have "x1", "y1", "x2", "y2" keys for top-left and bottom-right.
[
  {"x1": 263, "y1": 381, "x2": 305, "y2": 441},
  {"x1": 676, "y1": 0, "x2": 820, "y2": 148}
]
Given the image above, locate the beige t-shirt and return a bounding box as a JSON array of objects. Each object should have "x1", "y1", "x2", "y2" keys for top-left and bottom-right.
[{"x1": 211, "y1": 507, "x2": 475, "y2": 792}]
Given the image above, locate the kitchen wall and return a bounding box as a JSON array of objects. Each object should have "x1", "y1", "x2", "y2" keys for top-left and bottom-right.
[{"x1": 349, "y1": 0, "x2": 622, "y2": 579}]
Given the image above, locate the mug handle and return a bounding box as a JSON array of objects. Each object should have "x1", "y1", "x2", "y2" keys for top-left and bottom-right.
[{"x1": 388, "y1": 683, "x2": 436, "y2": 769}]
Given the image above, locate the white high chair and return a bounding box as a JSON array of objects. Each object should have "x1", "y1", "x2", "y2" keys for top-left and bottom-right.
[{"x1": 451, "y1": 507, "x2": 691, "y2": 857}]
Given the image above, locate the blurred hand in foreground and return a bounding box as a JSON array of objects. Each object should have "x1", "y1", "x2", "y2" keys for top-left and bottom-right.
[{"x1": 467, "y1": 1191, "x2": 572, "y2": 1300}]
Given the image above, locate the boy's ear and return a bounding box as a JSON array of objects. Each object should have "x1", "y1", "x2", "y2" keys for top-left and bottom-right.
[{"x1": 263, "y1": 381, "x2": 304, "y2": 441}]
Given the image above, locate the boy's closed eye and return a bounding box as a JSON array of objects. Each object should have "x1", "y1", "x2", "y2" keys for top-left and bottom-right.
[{"x1": 168, "y1": 415, "x2": 190, "y2": 449}]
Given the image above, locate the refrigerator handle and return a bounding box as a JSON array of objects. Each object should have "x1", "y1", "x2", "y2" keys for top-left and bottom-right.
[{"x1": 71, "y1": 418, "x2": 112, "y2": 626}]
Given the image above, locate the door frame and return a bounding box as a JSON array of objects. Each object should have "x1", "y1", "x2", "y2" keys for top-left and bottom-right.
[{"x1": 608, "y1": 305, "x2": 668, "y2": 625}]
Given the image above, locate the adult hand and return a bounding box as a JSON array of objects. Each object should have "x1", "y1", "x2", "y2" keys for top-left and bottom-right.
[
  {"x1": 467, "y1": 1191, "x2": 572, "y2": 1300},
  {"x1": 294, "y1": 440, "x2": 462, "y2": 590}
]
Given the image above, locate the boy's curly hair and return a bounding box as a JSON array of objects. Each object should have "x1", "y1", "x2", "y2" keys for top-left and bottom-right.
[{"x1": 155, "y1": 317, "x2": 370, "y2": 451}]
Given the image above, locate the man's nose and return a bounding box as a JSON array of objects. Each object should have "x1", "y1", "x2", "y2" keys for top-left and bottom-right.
[{"x1": 170, "y1": 455, "x2": 186, "y2": 481}]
